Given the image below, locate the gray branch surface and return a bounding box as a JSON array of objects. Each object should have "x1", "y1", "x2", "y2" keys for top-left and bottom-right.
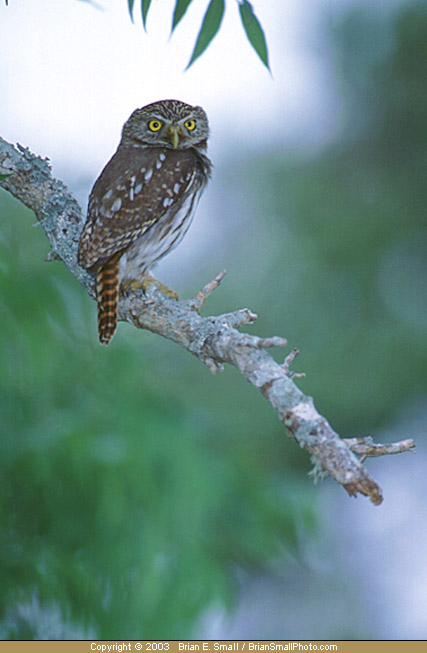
[{"x1": 0, "y1": 136, "x2": 415, "y2": 505}]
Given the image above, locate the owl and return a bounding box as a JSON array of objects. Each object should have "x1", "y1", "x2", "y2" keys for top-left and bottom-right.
[{"x1": 78, "y1": 99, "x2": 212, "y2": 345}]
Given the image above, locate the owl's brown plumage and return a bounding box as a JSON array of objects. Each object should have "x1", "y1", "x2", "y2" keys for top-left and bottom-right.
[{"x1": 78, "y1": 100, "x2": 212, "y2": 344}]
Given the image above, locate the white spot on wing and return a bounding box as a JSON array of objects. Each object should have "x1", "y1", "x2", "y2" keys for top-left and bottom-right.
[
  {"x1": 135, "y1": 183, "x2": 143, "y2": 195},
  {"x1": 173, "y1": 183, "x2": 180, "y2": 194},
  {"x1": 99, "y1": 205, "x2": 112, "y2": 218},
  {"x1": 144, "y1": 169, "x2": 153, "y2": 182},
  {"x1": 121, "y1": 183, "x2": 203, "y2": 282},
  {"x1": 111, "y1": 198, "x2": 122, "y2": 212},
  {"x1": 103, "y1": 189, "x2": 113, "y2": 200}
]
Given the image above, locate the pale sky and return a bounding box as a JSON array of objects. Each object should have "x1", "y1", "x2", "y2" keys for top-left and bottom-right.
[
  {"x1": 0, "y1": 0, "x2": 349, "y2": 175},
  {"x1": 0, "y1": 0, "x2": 404, "y2": 170},
  {"x1": 0, "y1": 0, "x2": 402, "y2": 278}
]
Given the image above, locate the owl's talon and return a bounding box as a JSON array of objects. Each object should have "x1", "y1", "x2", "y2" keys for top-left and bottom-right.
[
  {"x1": 147, "y1": 279, "x2": 179, "y2": 300},
  {"x1": 119, "y1": 279, "x2": 148, "y2": 298},
  {"x1": 120, "y1": 277, "x2": 178, "y2": 300},
  {"x1": 120, "y1": 279, "x2": 144, "y2": 294}
]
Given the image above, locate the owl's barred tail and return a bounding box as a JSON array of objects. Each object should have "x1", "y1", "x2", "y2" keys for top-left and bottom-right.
[{"x1": 96, "y1": 253, "x2": 121, "y2": 345}]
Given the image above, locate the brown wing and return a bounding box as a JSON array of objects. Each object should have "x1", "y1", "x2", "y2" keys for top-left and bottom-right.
[{"x1": 78, "y1": 145, "x2": 200, "y2": 270}]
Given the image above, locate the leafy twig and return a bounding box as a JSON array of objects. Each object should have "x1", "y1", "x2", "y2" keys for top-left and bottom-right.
[{"x1": 126, "y1": 0, "x2": 270, "y2": 70}]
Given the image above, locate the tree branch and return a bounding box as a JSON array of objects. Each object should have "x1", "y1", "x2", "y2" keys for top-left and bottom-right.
[
  {"x1": 0, "y1": 137, "x2": 416, "y2": 505},
  {"x1": 343, "y1": 437, "x2": 416, "y2": 463}
]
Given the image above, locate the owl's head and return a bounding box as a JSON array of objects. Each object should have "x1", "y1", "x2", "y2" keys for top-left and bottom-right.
[{"x1": 121, "y1": 99, "x2": 209, "y2": 151}]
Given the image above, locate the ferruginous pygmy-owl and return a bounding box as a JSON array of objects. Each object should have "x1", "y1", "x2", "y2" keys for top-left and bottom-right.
[{"x1": 78, "y1": 99, "x2": 212, "y2": 345}]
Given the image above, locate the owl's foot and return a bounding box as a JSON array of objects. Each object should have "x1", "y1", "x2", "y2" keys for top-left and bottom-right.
[
  {"x1": 120, "y1": 276, "x2": 179, "y2": 300},
  {"x1": 143, "y1": 277, "x2": 179, "y2": 300}
]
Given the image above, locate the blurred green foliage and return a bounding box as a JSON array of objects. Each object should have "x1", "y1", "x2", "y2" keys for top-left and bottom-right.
[
  {"x1": 1, "y1": 1, "x2": 426, "y2": 640},
  {"x1": 0, "y1": 191, "x2": 310, "y2": 639},
  {"x1": 216, "y1": 2, "x2": 427, "y2": 436},
  {"x1": 0, "y1": 191, "x2": 311, "y2": 638}
]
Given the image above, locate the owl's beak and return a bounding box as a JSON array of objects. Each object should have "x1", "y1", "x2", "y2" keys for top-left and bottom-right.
[{"x1": 165, "y1": 125, "x2": 182, "y2": 148}]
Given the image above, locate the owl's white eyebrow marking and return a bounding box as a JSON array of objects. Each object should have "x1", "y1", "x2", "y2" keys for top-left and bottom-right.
[
  {"x1": 135, "y1": 183, "x2": 143, "y2": 195},
  {"x1": 111, "y1": 198, "x2": 122, "y2": 212},
  {"x1": 144, "y1": 168, "x2": 153, "y2": 182}
]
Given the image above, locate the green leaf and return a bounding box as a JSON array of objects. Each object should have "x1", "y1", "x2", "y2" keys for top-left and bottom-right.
[
  {"x1": 127, "y1": 0, "x2": 135, "y2": 22},
  {"x1": 238, "y1": 0, "x2": 270, "y2": 70},
  {"x1": 172, "y1": 0, "x2": 194, "y2": 32},
  {"x1": 0, "y1": 173, "x2": 11, "y2": 181},
  {"x1": 141, "y1": 0, "x2": 152, "y2": 30},
  {"x1": 186, "y1": 0, "x2": 225, "y2": 69}
]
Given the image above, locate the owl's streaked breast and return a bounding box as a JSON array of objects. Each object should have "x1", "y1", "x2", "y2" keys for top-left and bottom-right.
[
  {"x1": 119, "y1": 170, "x2": 205, "y2": 281},
  {"x1": 79, "y1": 145, "x2": 210, "y2": 271}
]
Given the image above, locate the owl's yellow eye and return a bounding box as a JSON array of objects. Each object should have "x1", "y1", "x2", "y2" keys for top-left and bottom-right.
[
  {"x1": 184, "y1": 119, "x2": 196, "y2": 131},
  {"x1": 148, "y1": 120, "x2": 162, "y2": 132}
]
